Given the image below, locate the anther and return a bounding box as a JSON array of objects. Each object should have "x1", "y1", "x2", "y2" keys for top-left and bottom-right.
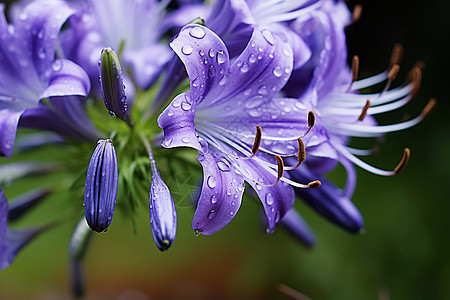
[
  {"x1": 352, "y1": 5, "x2": 362, "y2": 23},
  {"x1": 394, "y1": 148, "x2": 410, "y2": 175},
  {"x1": 357, "y1": 100, "x2": 371, "y2": 121},
  {"x1": 298, "y1": 110, "x2": 316, "y2": 138},
  {"x1": 308, "y1": 180, "x2": 321, "y2": 189},
  {"x1": 285, "y1": 138, "x2": 306, "y2": 170},
  {"x1": 351, "y1": 55, "x2": 359, "y2": 82},
  {"x1": 255, "y1": 155, "x2": 284, "y2": 187},
  {"x1": 421, "y1": 98, "x2": 436, "y2": 117},
  {"x1": 237, "y1": 125, "x2": 262, "y2": 160},
  {"x1": 408, "y1": 66, "x2": 422, "y2": 96},
  {"x1": 389, "y1": 43, "x2": 404, "y2": 67},
  {"x1": 388, "y1": 64, "x2": 400, "y2": 81}
]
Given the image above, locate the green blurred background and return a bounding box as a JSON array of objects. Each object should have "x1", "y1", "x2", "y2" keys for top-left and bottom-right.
[{"x1": 1, "y1": 0, "x2": 449, "y2": 299}]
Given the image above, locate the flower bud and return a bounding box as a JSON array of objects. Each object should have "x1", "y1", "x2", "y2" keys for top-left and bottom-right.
[
  {"x1": 149, "y1": 161, "x2": 177, "y2": 251},
  {"x1": 99, "y1": 48, "x2": 128, "y2": 121},
  {"x1": 84, "y1": 139, "x2": 118, "y2": 232}
]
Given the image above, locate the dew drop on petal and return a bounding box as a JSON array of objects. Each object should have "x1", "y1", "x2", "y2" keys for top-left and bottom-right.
[
  {"x1": 181, "y1": 101, "x2": 191, "y2": 111},
  {"x1": 262, "y1": 29, "x2": 276, "y2": 45},
  {"x1": 226, "y1": 189, "x2": 232, "y2": 196},
  {"x1": 219, "y1": 76, "x2": 227, "y2": 85},
  {"x1": 207, "y1": 209, "x2": 216, "y2": 219},
  {"x1": 164, "y1": 138, "x2": 173, "y2": 147},
  {"x1": 52, "y1": 60, "x2": 62, "y2": 71},
  {"x1": 273, "y1": 66, "x2": 282, "y2": 77},
  {"x1": 216, "y1": 50, "x2": 226, "y2": 64},
  {"x1": 199, "y1": 49, "x2": 205, "y2": 56},
  {"x1": 181, "y1": 44, "x2": 193, "y2": 55},
  {"x1": 217, "y1": 161, "x2": 230, "y2": 172},
  {"x1": 167, "y1": 110, "x2": 174, "y2": 117},
  {"x1": 265, "y1": 193, "x2": 274, "y2": 205},
  {"x1": 192, "y1": 77, "x2": 200, "y2": 87},
  {"x1": 248, "y1": 54, "x2": 256, "y2": 63},
  {"x1": 210, "y1": 195, "x2": 218, "y2": 203},
  {"x1": 208, "y1": 49, "x2": 215, "y2": 57},
  {"x1": 181, "y1": 137, "x2": 190, "y2": 143},
  {"x1": 207, "y1": 176, "x2": 217, "y2": 188},
  {"x1": 189, "y1": 26, "x2": 206, "y2": 39},
  {"x1": 240, "y1": 62, "x2": 249, "y2": 73}
]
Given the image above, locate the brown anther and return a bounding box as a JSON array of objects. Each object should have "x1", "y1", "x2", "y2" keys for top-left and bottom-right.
[
  {"x1": 351, "y1": 55, "x2": 359, "y2": 82},
  {"x1": 388, "y1": 64, "x2": 400, "y2": 81},
  {"x1": 421, "y1": 98, "x2": 436, "y2": 117},
  {"x1": 308, "y1": 180, "x2": 321, "y2": 189},
  {"x1": 352, "y1": 5, "x2": 362, "y2": 23},
  {"x1": 251, "y1": 125, "x2": 262, "y2": 156},
  {"x1": 274, "y1": 155, "x2": 284, "y2": 185},
  {"x1": 389, "y1": 43, "x2": 404, "y2": 67},
  {"x1": 307, "y1": 110, "x2": 315, "y2": 128},
  {"x1": 394, "y1": 148, "x2": 410, "y2": 175},
  {"x1": 285, "y1": 138, "x2": 306, "y2": 170},
  {"x1": 414, "y1": 61, "x2": 426, "y2": 70},
  {"x1": 357, "y1": 100, "x2": 371, "y2": 121},
  {"x1": 407, "y1": 66, "x2": 422, "y2": 95}
]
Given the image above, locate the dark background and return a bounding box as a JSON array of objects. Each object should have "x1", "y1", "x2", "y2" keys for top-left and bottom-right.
[{"x1": 1, "y1": 0, "x2": 449, "y2": 299}]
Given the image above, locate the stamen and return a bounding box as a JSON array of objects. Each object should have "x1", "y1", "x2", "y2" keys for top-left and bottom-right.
[
  {"x1": 390, "y1": 43, "x2": 404, "y2": 67},
  {"x1": 394, "y1": 148, "x2": 410, "y2": 175},
  {"x1": 357, "y1": 100, "x2": 371, "y2": 121},
  {"x1": 300, "y1": 111, "x2": 316, "y2": 138},
  {"x1": 388, "y1": 64, "x2": 401, "y2": 81},
  {"x1": 352, "y1": 55, "x2": 360, "y2": 82},
  {"x1": 0, "y1": 96, "x2": 16, "y2": 102},
  {"x1": 308, "y1": 180, "x2": 321, "y2": 189},
  {"x1": 352, "y1": 5, "x2": 362, "y2": 23},
  {"x1": 285, "y1": 138, "x2": 306, "y2": 170},
  {"x1": 237, "y1": 125, "x2": 262, "y2": 160},
  {"x1": 408, "y1": 66, "x2": 422, "y2": 96},
  {"x1": 421, "y1": 98, "x2": 436, "y2": 117},
  {"x1": 255, "y1": 155, "x2": 284, "y2": 187}
]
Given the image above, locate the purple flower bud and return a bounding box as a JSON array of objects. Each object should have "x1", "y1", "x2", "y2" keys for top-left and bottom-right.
[
  {"x1": 149, "y1": 161, "x2": 177, "y2": 251},
  {"x1": 99, "y1": 48, "x2": 128, "y2": 121},
  {"x1": 84, "y1": 139, "x2": 118, "y2": 233}
]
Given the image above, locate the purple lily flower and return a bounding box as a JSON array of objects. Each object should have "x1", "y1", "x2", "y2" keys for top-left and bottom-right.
[
  {"x1": 0, "y1": 0, "x2": 92, "y2": 157},
  {"x1": 62, "y1": 0, "x2": 173, "y2": 91},
  {"x1": 84, "y1": 139, "x2": 118, "y2": 233},
  {"x1": 158, "y1": 24, "x2": 320, "y2": 235},
  {"x1": 0, "y1": 187, "x2": 48, "y2": 270}
]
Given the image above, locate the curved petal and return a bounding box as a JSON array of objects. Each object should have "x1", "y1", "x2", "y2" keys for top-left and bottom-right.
[
  {"x1": 192, "y1": 151, "x2": 245, "y2": 235},
  {"x1": 40, "y1": 59, "x2": 91, "y2": 99},
  {"x1": 157, "y1": 93, "x2": 201, "y2": 151},
  {"x1": 13, "y1": 0, "x2": 75, "y2": 78},
  {"x1": 170, "y1": 24, "x2": 231, "y2": 104},
  {"x1": 239, "y1": 159, "x2": 295, "y2": 233},
  {"x1": 291, "y1": 165, "x2": 364, "y2": 233},
  {"x1": 0, "y1": 187, "x2": 7, "y2": 235},
  {"x1": 279, "y1": 208, "x2": 316, "y2": 247},
  {"x1": 0, "y1": 109, "x2": 23, "y2": 157}
]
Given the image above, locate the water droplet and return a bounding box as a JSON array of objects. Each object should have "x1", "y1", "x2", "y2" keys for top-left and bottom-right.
[
  {"x1": 207, "y1": 209, "x2": 216, "y2": 219},
  {"x1": 181, "y1": 101, "x2": 191, "y2": 111},
  {"x1": 245, "y1": 95, "x2": 265, "y2": 109},
  {"x1": 268, "y1": 53, "x2": 274, "y2": 59},
  {"x1": 262, "y1": 29, "x2": 275, "y2": 45},
  {"x1": 240, "y1": 62, "x2": 249, "y2": 73},
  {"x1": 275, "y1": 210, "x2": 281, "y2": 223},
  {"x1": 216, "y1": 50, "x2": 226, "y2": 64},
  {"x1": 181, "y1": 44, "x2": 193, "y2": 55},
  {"x1": 207, "y1": 176, "x2": 217, "y2": 188},
  {"x1": 217, "y1": 161, "x2": 230, "y2": 172},
  {"x1": 172, "y1": 98, "x2": 182, "y2": 108},
  {"x1": 219, "y1": 76, "x2": 227, "y2": 85},
  {"x1": 231, "y1": 201, "x2": 235, "y2": 206},
  {"x1": 256, "y1": 184, "x2": 262, "y2": 191},
  {"x1": 19, "y1": 12, "x2": 28, "y2": 21},
  {"x1": 226, "y1": 189, "x2": 232, "y2": 196},
  {"x1": 189, "y1": 26, "x2": 206, "y2": 39},
  {"x1": 265, "y1": 193, "x2": 274, "y2": 205},
  {"x1": 181, "y1": 137, "x2": 190, "y2": 143},
  {"x1": 194, "y1": 229, "x2": 201, "y2": 236},
  {"x1": 192, "y1": 77, "x2": 200, "y2": 87},
  {"x1": 229, "y1": 211, "x2": 235, "y2": 216},
  {"x1": 108, "y1": 111, "x2": 115, "y2": 116},
  {"x1": 258, "y1": 85, "x2": 268, "y2": 96},
  {"x1": 273, "y1": 66, "x2": 282, "y2": 77},
  {"x1": 208, "y1": 65, "x2": 216, "y2": 78},
  {"x1": 37, "y1": 47, "x2": 46, "y2": 59},
  {"x1": 199, "y1": 49, "x2": 205, "y2": 56},
  {"x1": 248, "y1": 54, "x2": 257, "y2": 63},
  {"x1": 167, "y1": 110, "x2": 174, "y2": 117},
  {"x1": 283, "y1": 46, "x2": 292, "y2": 57},
  {"x1": 208, "y1": 49, "x2": 215, "y2": 57},
  {"x1": 37, "y1": 29, "x2": 44, "y2": 39},
  {"x1": 210, "y1": 195, "x2": 218, "y2": 203}
]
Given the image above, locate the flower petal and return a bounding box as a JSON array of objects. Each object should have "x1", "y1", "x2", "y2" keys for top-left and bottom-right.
[
  {"x1": 157, "y1": 93, "x2": 201, "y2": 151},
  {"x1": 0, "y1": 187, "x2": 7, "y2": 235},
  {"x1": 279, "y1": 208, "x2": 316, "y2": 247},
  {"x1": 170, "y1": 24, "x2": 231, "y2": 104},
  {"x1": 40, "y1": 59, "x2": 91, "y2": 99},
  {"x1": 0, "y1": 109, "x2": 23, "y2": 157},
  {"x1": 192, "y1": 151, "x2": 245, "y2": 235}
]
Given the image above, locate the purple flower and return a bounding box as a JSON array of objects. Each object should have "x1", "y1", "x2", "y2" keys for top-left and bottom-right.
[
  {"x1": 0, "y1": 187, "x2": 48, "y2": 270},
  {"x1": 0, "y1": 0, "x2": 92, "y2": 157},
  {"x1": 158, "y1": 24, "x2": 320, "y2": 235},
  {"x1": 84, "y1": 139, "x2": 118, "y2": 233},
  {"x1": 99, "y1": 48, "x2": 128, "y2": 121},
  {"x1": 62, "y1": 0, "x2": 172, "y2": 90}
]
